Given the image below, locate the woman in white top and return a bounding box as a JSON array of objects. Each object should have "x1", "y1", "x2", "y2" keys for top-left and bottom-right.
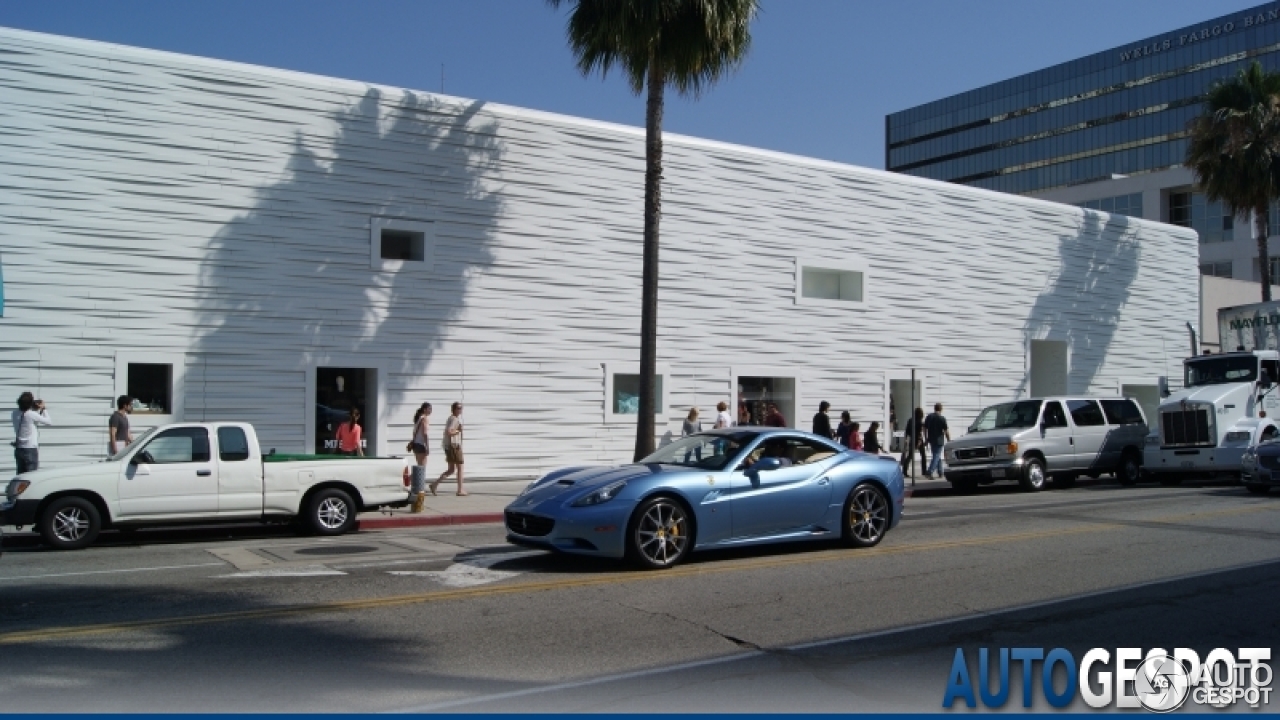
[
  {"x1": 407, "y1": 402, "x2": 432, "y2": 512},
  {"x1": 713, "y1": 401, "x2": 731, "y2": 429}
]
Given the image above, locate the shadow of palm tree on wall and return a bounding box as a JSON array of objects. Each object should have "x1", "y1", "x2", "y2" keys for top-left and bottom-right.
[
  {"x1": 192, "y1": 89, "x2": 503, "y2": 450},
  {"x1": 1016, "y1": 210, "x2": 1141, "y2": 397}
]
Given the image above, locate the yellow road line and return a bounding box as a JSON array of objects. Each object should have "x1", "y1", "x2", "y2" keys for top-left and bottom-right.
[{"x1": 1, "y1": 502, "x2": 1273, "y2": 646}]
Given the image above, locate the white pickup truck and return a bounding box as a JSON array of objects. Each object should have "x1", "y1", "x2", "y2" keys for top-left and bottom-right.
[{"x1": 1, "y1": 422, "x2": 409, "y2": 549}]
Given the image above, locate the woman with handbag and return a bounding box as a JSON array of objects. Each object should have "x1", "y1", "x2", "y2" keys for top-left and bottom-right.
[{"x1": 406, "y1": 402, "x2": 432, "y2": 512}]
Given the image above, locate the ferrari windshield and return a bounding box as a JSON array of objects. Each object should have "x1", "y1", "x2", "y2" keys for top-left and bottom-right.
[
  {"x1": 969, "y1": 401, "x2": 1042, "y2": 432},
  {"x1": 1185, "y1": 355, "x2": 1258, "y2": 387},
  {"x1": 638, "y1": 432, "x2": 757, "y2": 471}
]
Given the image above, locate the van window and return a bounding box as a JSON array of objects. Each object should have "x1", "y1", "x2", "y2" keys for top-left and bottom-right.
[
  {"x1": 1042, "y1": 401, "x2": 1069, "y2": 428},
  {"x1": 217, "y1": 427, "x2": 251, "y2": 462},
  {"x1": 1100, "y1": 399, "x2": 1145, "y2": 425},
  {"x1": 1067, "y1": 400, "x2": 1106, "y2": 427}
]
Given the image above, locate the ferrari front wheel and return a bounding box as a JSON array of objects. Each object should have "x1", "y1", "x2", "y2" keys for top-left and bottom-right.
[{"x1": 626, "y1": 497, "x2": 692, "y2": 570}]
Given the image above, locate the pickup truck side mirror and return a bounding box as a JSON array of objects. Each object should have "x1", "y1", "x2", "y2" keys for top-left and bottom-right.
[{"x1": 130, "y1": 451, "x2": 155, "y2": 466}]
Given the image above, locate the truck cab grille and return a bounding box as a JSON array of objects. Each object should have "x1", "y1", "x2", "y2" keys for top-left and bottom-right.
[{"x1": 1161, "y1": 408, "x2": 1213, "y2": 447}]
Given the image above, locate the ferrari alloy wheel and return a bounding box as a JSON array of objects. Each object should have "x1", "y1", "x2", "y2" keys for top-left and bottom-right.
[
  {"x1": 843, "y1": 484, "x2": 889, "y2": 548},
  {"x1": 627, "y1": 497, "x2": 691, "y2": 570}
]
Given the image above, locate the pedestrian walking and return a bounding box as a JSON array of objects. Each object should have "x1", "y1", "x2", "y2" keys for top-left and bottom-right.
[
  {"x1": 335, "y1": 407, "x2": 364, "y2": 457},
  {"x1": 108, "y1": 395, "x2": 133, "y2": 457},
  {"x1": 864, "y1": 421, "x2": 884, "y2": 455},
  {"x1": 835, "y1": 411, "x2": 854, "y2": 447},
  {"x1": 11, "y1": 391, "x2": 51, "y2": 474},
  {"x1": 764, "y1": 402, "x2": 787, "y2": 428},
  {"x1": 713, "y1": 401, "x2": 732, "y2": 429},
  {"x1": 812, "y1": 401, "x2": 834, "y2": 439},
  {"x1": 848, "y1": 421, "x2": 863, "y2": 451},
  {"x1": 900, "y1": 407, "x2": 927, "y2": 476},
  {"x1": 682, "y1": 407, "x2": 702, "y2": 462},
  {"x1": 434, "y1": 401, "x2": 466, "y2": 496},
  {"x1": 407, "y1": 402, "x2": 432, "y2": 512},
  {"x1": 924, "y1": 402, "x2": 951, "y2": 479}
]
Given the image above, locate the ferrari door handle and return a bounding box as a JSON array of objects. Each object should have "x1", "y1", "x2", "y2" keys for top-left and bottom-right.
[
  {"x1": 196, "y1": 469, "x2": 212, "y2": 477},
  {"x1": 817, "y1": 477, "x2": 830, "y2": 485}
]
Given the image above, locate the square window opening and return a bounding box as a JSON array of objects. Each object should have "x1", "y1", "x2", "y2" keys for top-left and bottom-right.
[
  {"x1": 380, "y1": 229, "x2": 425, "y2": 262},
  {"x1": 128, "y1": 363, "x2": 172, "y2": 415},
  {"x1": 612, "y1": 373, "x2": 664, "y2": 415},
  {"x1": 801, "y1": 267, "x2": 864, "y2": 302}
]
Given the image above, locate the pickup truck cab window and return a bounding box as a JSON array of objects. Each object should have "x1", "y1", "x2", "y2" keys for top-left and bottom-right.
[
  {"x1": 217, "y1": 427, "x2": 251, "y2": 462},
  {"x1": 137, "y1": 427, "x2": 211, "y2": 464}
]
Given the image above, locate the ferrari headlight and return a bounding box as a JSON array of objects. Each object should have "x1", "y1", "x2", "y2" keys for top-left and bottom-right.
[
  {"x1": 1225, "y1": 431, "x2": 1252, "y2": 443},
  {"x1": 571, "y1": 479, "x2": 627, "y2": 507}
]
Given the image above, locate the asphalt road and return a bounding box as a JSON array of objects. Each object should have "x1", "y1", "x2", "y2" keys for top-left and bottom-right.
[{"x1": 1, "y1": 480, "x2": 1277, "y2": 713}]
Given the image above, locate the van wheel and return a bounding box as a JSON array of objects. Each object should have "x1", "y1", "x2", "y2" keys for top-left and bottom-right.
[
  {"x1": 39, "y1": 497, "x2": 101, "y2": 550},
  {"x1": 1020, "y1": 457, "x2": 1046, "y2": 492},
  {"x1": 1116, "y1": 451, "x2": 1142, "y2": 486},
  {"x1": 306, "y1": 488, "x2": 356, "y2": 535}
]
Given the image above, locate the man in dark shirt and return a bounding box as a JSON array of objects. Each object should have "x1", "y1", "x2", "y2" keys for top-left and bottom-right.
[
  {"x1": 900, "y1": 407, "x2": 927, "y2": 476},
  {"x1": 812, "y1": 401, "x2": 834, "y2": 439},
  {"x1": 764, "y1": 403, "x2": 787, "y2": 427},
  {"x1": 924, "y1": 403, "x2": 951, "y2": 479},
  {"x1": 108, "y1": 395, "x2": 133, "y2": 457}
]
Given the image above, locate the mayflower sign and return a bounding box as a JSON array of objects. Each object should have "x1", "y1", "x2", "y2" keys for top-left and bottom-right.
[
  {"x1": 1119, "y1": 4, "x2": 1280, "y2": 62},
  {"x1": 1219, "y1": 300, "x2": 1280, "y2": 352}
]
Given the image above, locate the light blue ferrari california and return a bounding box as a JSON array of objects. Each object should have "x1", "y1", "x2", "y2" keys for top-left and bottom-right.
[{"x1": 505, "y1": 428, "x2": 905, "y2": 569}]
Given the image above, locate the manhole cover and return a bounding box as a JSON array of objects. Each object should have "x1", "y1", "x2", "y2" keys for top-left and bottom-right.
[{"x1": 294, "y1": 545, "x2": 381, "y2": 556}]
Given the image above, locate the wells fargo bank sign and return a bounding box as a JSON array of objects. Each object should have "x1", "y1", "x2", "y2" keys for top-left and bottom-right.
[{"x1": 1120, "y1": 4, "x2": 1280, "y2": 62}]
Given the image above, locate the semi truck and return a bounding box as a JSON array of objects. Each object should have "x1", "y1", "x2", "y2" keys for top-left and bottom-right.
[{"x1": 1143, "y1": 301, "x2": 1280, "y2": 483}]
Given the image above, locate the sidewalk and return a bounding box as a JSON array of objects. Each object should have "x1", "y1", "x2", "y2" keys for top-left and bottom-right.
[{"x1": 356, "y1": 478, "x2": 527, "y2": 530}]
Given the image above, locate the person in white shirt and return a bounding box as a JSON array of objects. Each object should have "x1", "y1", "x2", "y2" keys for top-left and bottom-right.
[
  {"x1": 713, "y1": 401, "x2": 732, "y2": 430},
  {"x1": 11, "y1": 391, "x2": 52, "y2": 474}
]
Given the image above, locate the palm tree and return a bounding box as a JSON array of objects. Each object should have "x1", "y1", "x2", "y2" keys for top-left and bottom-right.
[
  {"x1": 1186, "y1": 61, "x2": 1280, "y2": 302},
  {"x1": 549, "y1": 0, "x2": 758, "y2": 460}
]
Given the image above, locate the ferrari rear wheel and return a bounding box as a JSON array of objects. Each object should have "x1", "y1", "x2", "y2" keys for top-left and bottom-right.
[
  {"x1": 843, "y1": 484, "x2": 889, "y2": 548},
  {"x1": 626, "y1": 497, "x2": 692, "y2": 570}
]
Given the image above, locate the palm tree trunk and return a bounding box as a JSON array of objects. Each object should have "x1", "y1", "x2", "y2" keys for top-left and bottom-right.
[
  {"x1": 634, "y1": 59, "x2": 663, "y2": 462},
  {"x1": 1258, "y1": 206, "x2": 1273, "y2": 303}
]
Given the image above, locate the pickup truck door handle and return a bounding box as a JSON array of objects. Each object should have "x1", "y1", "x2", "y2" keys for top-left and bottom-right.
[{"x1": 196, "y1": 469, "x2": 212, "y2": 477}]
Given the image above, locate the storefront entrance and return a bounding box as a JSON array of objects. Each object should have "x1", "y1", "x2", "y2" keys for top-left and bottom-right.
[{"x1": 315, "y1": 367, "x2": 375, "y2": 454}]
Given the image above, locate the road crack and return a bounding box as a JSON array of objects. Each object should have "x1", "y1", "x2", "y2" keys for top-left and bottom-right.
[{"x1": 613, "y1": 600, "x2": 763, "y2": 650}]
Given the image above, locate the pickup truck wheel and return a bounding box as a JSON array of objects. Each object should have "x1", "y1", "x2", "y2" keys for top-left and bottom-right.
[
  {"x1": 1019, "y1": 457, "x2": 1046, "y2": 492},
  {"x1": 306, "y1": 488, "x2": 356, "y2": 536},
  {"x1": 39, "y1": 497, "x2": 101, "y2": 550}
]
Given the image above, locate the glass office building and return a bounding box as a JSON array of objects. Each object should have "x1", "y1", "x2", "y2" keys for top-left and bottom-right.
[{"x1": 886, "y1": 3, "x2": 1280, "y2": 195}]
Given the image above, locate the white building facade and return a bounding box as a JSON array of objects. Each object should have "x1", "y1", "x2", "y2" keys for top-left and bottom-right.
[{"x1": 0, "y1": 29, "x2": 1198, "y2": 478}]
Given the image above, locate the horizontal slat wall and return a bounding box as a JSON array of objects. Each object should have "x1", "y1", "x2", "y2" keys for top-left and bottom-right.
[{"x1": 0, "y1": 28, "x2": 1199, "y2": 478}]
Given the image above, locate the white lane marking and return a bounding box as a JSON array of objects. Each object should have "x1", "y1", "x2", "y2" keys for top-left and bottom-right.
[
  {"x1": 0, "y1": 562, "x2": 226, "y2": 581},
  {"x1": 393, "y1": 556, "x2": 1280, "y2": 713},
  {"x1": 219, "y1": 564, "x2": 346, "y2": 578},
  {"x1": 388, "y1": 550, "x2": 542, "y2": 588},
  {"x1": 207, "y1": 547, "x2": 274, "y2": 570}
]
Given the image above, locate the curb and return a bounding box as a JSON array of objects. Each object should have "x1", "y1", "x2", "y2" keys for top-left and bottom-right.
[{"x1": 357, "y1": 512, "x2": 505, "y2": 530}]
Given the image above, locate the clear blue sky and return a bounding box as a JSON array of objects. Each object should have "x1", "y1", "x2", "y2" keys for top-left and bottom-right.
[{"x1": 0, "y1": 0, "x2": 1256, "y2": 169}]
